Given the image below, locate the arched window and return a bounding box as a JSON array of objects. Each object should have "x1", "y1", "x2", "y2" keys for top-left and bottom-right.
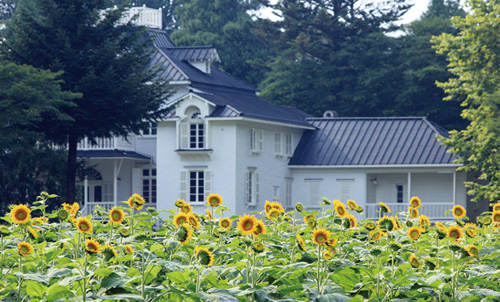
[{"x1": 179, "y1": 106, "x2": 205, "y2": 149}]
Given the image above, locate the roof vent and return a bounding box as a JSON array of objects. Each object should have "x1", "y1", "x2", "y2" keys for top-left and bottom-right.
[{"x1": 323, "y1": 110, "x2": 338, "y2": 118}]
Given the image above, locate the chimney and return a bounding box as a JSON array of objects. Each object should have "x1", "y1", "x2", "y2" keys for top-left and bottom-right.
[{"x1": 323, "y1": 110, "x2": 339, "y2": 118}]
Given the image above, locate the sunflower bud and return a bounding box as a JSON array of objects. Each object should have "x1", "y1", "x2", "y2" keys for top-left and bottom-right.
[
  {"x1": 252, "y1": 242, "x2": 265, "y2": 253},
  {"x1": 322, "y1": 197, "x2": 331, "y2": 205},
  {"x1": 295, "y1": 202, "x2": 304, "y2": 212},
  {"x1": 370, "y1": 248, "x2": 382, "y2": 256},
  {"x1": 57, "y1": 209, "x2": 70, "y2": 221},
  {"x1": 119, "y1": 228, "x2": 130, "y2": 238},
  {"x1": 0, "y1": 225, "x2": 11, "y2": 236}
]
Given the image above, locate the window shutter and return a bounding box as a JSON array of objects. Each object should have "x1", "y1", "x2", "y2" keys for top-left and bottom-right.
[
  {"x1": 204, "y1": 170, "x2": 212, "y2": 197},
  {"x1": 255, "y1": 173, "x2": 260, "y2": 205},
  {"x1": 132, "y1": 168, "x2": 143, "y2": 196},
  {"x1": 250, "y1": 128, "x2": 255, "y2": 152},
  {"x1": 258, "y1": 130, "x2": 264, "y2": 152},
  {"x1": 180, "y1": 122, "x2": 189, "y2": 149},
  {"x1": 275, "y1": 132, "x2": 282, "y2": 156},
  {"x1": 245, "y1": 171, "x2": 249, "y2": 204},
  {"x1": 180, "y1": 171, "x2": 187, "y2": 200}
]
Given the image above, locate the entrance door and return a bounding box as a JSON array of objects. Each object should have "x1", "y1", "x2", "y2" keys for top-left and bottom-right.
[{"x1": 88, "y1": 181, "x2": 103, "y2": 202}]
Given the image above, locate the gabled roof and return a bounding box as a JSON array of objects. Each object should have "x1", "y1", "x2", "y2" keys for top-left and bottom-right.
[
  {"x1": 169, "y1": 46, "x2": 220, "y2": 62},
  {"x1": 290, "y1": 117, "x2": 458, "y2": 166}
]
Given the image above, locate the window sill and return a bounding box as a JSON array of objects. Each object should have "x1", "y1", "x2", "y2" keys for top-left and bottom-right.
[{"x1": 176, "y1": 149, "x2": 213, "y2": 160}]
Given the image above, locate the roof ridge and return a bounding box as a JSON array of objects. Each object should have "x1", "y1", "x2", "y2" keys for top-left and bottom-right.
[
  {"x1": 306, "y1": 116, "x2": 426, "y2": 120},
  {"x1": 156, "y1": 47, "x2": 189, "y2": 80}
]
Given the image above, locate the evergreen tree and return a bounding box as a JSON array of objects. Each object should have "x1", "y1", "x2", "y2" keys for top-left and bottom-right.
[
  {"x1": 258, "y1": 0, "x2": 411, "y2": 117},
  {"x1": 170, "y1": 0, "x2": 273, "y2": 86},
  {"x1": 1, "y1": 0, "x2": 170, "y2": 203},
  {"x1": 392, "y1": 0, "x2": 466, "y2": 130},
  {"x1": 433, "y1": 0, "x2": 500, "y2": 201},
  {"x1": 0, "y1": 61, "x2": 77, "y2": 210}
]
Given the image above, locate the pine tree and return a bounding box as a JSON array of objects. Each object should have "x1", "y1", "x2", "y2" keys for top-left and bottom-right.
[{"x1": 1, "y1": 0, "x2": 170, "y2": 203}]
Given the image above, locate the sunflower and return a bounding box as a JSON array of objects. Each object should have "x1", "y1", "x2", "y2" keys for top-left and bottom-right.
[
  {"x1": 467, "y1": 245, "x2": 479, "y2": 258},
  {"x1": 238, "y1": 215, "x2": 258, "y2": 235},
  {"x1": 176, "y1": 224, "x2": 193, "y2": 245},
  {"x1": 378, "y1": 216, "x2": 395, "y2": 231},
  {"x1": 76, "y1": 217, "x2": 93, "y2": 234},
  {"x1": 334, "y1": 203, "x2": 348, "y2": 218},
  {"x1": 408, "y1": 226, "x2": 421, "y2": 240},
  {"x1": 57, "y1": 209, "x2": 70, "y2": 221},
  {"x1": 264, "y1": 200, "x2": 273, "y2": 214},
  {"x1": 323, "y1": 251, "x2": 334, "y2": 260},
  {"x1": 195, "y1": 246, "x2": 214, "y2": 266},
  {"x1": 447, "y1": 225, "x2": 463, "y2": 240},
  {"x1": 252, "y1": 242, "x2": 266, "y2": 253},
  {"x1": 419, "y1": 215, "x2": 430, "y2": 227},
  {"x1": 28, "y1": 227, "x2": 39, "y2": 240},
  {"x1": 312, "y1": 228, "x2": 331, "y2": 246},
  {"x1": 124, "y1": 245, "x2": 134, "y2": 255},
  {"x1": 0, "y1": 226, "x2": 11, "y2": 236},
  {"x1": 493, "y1": 203, "x2": 500, "y2": 212},
  {"x1": 205, "y1": 209, "x2": 213, "y2": 220},
  {"x1": 409, "y1": 196, "x2": 422, "y2": 208},
  {"x1": 344, "y1": 214, "x2": 357, "y2": 229},
  {"x1": 85, "y1": 239, "x2": 101, "y2": 254},
  {"x1": 389, "y1": 241, "x2": 402, "y2": 252},
  {"x1": 296, "y1": 234, "x2": 307, "y2": 251},
  {"x1": 62, "y1": 203, "x2": 72, "y2": 212},
  {"x1": 175, "y1": 199, "x2": 186, "y2": 208},
  {"x1": 17, "y1": 241, "x2": 33, "y2": 257},
  {"x1": 180, "y1": 203, "x2": 193, "y2": 214},
  {"x1": 304, "y1": 215, "x2": 316, "y2": 225},
  {"x1": 109, "y1": 207, "x2": 125, "y2": 225},
  {"x1": 347, "y1": 200, "x2": 358, "y2": 210},
  {"x1": 424, "y1": 257, "x2": 437, "y2": 270},
  {"x1": 102, "y1": 245, "x2": 118, "y2": 262},
  {"x1": 451, "y1": 205, "x2": 465, "y2": 219},
  {"x1": 253, "y1": 220, "x2": 267, "y2": 237},
  {"x1": 128, "y1": 194, "x2": 146, "y2": 210},
  {"x1": 271, "y1": 201, "x2": 285, "y2": 213},
  {"x1": 409, "y1": 255, "x2": 420, "y2": 268},
  {"x1": 408, "y1": 207, "x2": 419, "y2": 219},
  {"x1": 322, "y1": 197, "x2": 331, "y2": 205},
  {"x1": 295, "y1": 202, "x2": 304, "y2": 212},
  {"x1": 33, "y1": 216, "x2": 48, "y2": 225},
  {"x1": 207, "y1": 193, "x2": 223, "y2": 207},
  {"x1": 266, "y1": 209, "x2": 281, "y2": 221},
  {"x1": 186, "y1": 213, "x2": 200, "y2": 230},
  {"x1": 173, "y1": 213, "x2": 189, "y2": 227},
  {"x1": 436, "y1": 226, "x2": 448, "y2": 239},
  {"x1": 119, "y1": 228, "x2": 130, "y2": 238},
  {"x1": 492, "y1": 211, "x2": 500, "y2": 223},
  {"x1": 379, "y1": 202, "x2": 391, "y2": 213},
  {"x1": 465, "y1": 228, "x2": 476, "y2": 238},
  {"x1": 464, "y1": 223, "x2": 478, "y2": 230},
  {"x1": 10, "y1": 204, "x2": 31, "y2": 224},
  {"x1": 219, "y1": 218, "x2": 232, "y2": 229},
  {"x1": 70, "y1": 203, "x2": 80, "y2": 215},
  {"x1": 370, "y1": 229, "x2": 384, "y2": 241},
  {"x1": 394, "y1": 216, "x2": 402, "y2": 230},
  {"x1": 365, "y1": 221, "x2": 376, "y2": 231},
  {"x1": 327, "y1": 238, "x2": 338, "y2": 247}
]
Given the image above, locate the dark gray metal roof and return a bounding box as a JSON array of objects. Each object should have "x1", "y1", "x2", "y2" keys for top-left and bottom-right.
[
  {"x1": 289, "y1": 117, "x2": 458, "y2": 166},
  {"x1": 169, "y1": 47, "x2": 220, "y2": 62},
  {"x1": 77, "y1": 149, "x2": 151, "y2": 161},
  {"x1": 192, "y1": 86, "x2": 312, "y2": 127},
  {"x1": 148, "y1": 29, "x2": 176, "y2": 48}
]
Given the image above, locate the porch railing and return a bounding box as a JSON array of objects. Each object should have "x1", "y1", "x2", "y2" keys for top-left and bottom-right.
[
  {"x1": 77, "y1": 136, "x2": 135, "y2": 151},
  {"x1": 81, "y1": 201, "x2": 157, "y2": 217},
  {"x1": 365, "y1": 202, "x2": 455, "y2": 220}
]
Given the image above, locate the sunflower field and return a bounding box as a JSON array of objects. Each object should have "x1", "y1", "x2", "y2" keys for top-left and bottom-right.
[{"x1": 1, "y1": 192, "x2": 500, "y2": 301}]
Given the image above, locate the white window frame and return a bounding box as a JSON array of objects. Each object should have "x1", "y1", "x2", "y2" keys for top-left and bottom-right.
[
  {"x1": 179, "y1": 108, "x2": 206, "y2": 150},
  {"x1": 250, "y1": 128, "x2": 263, "y2": 154},
  {"x1": 141, "y1": 122, "x2": 157, "y2": 136},
  {"x1": 284, "y1": 133, "x2": 293, "y2": 157},
  {"x1": 273, "y1": 186, "x2": 280, "y2": 201},
  {"x1": 274, "y1": 132, "x2": 283, "y2": 157},
  {"x1": 285, "y1": 178, "x2": 293, "y2": 208},
  {"x1": 142, "y1": 168, "x2": 157, "y2": 204},
  {"x1": 245, "y1": 169, "x2": 259, "y2": 206},
  {"x1": 180, "y1": 170, "x2": 211, "y2": 204}
]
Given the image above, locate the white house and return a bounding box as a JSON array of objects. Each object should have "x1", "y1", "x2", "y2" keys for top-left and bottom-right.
[{"x1": 76, "y1": 7, "x2": 466, "y2": 220}]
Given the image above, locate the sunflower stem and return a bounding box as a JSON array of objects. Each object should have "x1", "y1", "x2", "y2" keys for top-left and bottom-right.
[
  {"x1": 131, "y1": 207, "x2": 136, "y2": 237},
  {"x1": 316, "y1": 244, "x2": 322, "y2": 294},
  {"x1": 82, "y1": 254, "x2": 88, "y2": 302},
  {"x1": 0, "y1": 236, "x2": 4, "y2": 275},
  {"x1": 17, "y1": 254, "x2": 22, "y2": 302}
]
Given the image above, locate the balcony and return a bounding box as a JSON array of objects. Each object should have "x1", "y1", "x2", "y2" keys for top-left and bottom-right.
[
  {"x1": 365, "y1": 202, "x2": 455, "y2": 220},
  {"x1": 78, "y1": 136, "x2": 135, "y2": 151}
]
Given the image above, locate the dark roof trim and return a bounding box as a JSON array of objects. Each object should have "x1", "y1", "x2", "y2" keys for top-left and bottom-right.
[{"x1": 77, "y1": 149, "x2": 152, "y2": 161}]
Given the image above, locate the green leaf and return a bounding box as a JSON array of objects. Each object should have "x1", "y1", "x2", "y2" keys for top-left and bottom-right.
[
  {"x1": 315, "y1": 293, "x2": 350, "y2": 302},
  {"x1": 46, "y1": 284, "x2": 74, "y2": 300},
  {"x1": 93, "y1": 267, "x2": 114, "y2": 278},
  {"x1": 166, "y1": 271, "x2": 190, "y2": 284},
  {"x1": 150, "y1": 243, "x2": 164, "y2": 253},
  {"x1": 26, "y1": 280, "x2": 45, "y2": 299},
  {"x1": 13, "y1": 272, "x2": 48, "y2": 285},
  {"x1": 101, "y1": 272, "x2": 126, "y2": 289}
]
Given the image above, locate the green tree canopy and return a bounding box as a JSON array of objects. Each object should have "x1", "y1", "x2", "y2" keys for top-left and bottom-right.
[
  {"x1": 258, "y1": 0, "x2": 411, "y2": 118},
  {"x1": 0, "y1": 61, "x2": 77, "y2": 209},
  {"x1": 433, "y1": 0, "x2": 500, "y2": 201},
  {"x1": 1, "y1": 0, "x2": 170, "y2": 203}
]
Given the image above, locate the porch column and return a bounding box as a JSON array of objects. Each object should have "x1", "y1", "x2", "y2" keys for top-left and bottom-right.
[
  {"x1": 84, "y1": 176, "x2": 88, "y2": 205},
  {"x1": 113, "y1": 160, "x2": 118, "y2": 206},
  {"x1": 407, "y1": 172, "x2": 412, "y2": 203}
]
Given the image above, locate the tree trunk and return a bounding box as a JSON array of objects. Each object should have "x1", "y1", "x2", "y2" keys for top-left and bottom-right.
[{"x1": 66, "y1": 134, "x2": 78, "y2": 203}]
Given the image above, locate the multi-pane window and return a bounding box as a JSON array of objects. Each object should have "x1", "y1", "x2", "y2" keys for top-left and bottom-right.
[
  {"x1": 284, "y1": 133, "x2": 293, "y2": 157},
  {"x1": 396, "y1": 184, "x2": 403, "y2": 203},
  {"x1": 306, "y1": 179, "x2": 322, "y2": 205},
  {"x1": 189, "y1": 171, "x2": 205, "y2": 203},
  {"x1": 274, "y1": 132, "x2": 283, "y2": 156},
  {"x1": 275, "y1": 132, "x2": 293, "y2": 157},
  {"x1": 250, "y1": 128, "x2": 263, "y2": 154},
  {"x1": 338, "y1": 179, "x2": 354, "y2": 203},
  {"x1": 285, "y1": 178, "x2": 293, "y2": 208},
  {"x1": 189, "y1": 123, "x2": 204, "y2": 149},
  {"x1": 245, "y1": 170, "x2": 259, "y2": 206},
  {"x1": 142, "y1": 123, "x2": 157, "y2": 136},
  {"x1": 142, "y1": 168, "x2": 157, "y2": 203}
]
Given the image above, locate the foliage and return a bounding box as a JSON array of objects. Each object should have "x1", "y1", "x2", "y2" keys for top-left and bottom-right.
[
  {"x1": 392, "y1": 0, "x2": 466, "y2": 130},
  {"x1": 1, "y1": 192, "x2": 499, "y2": 301},
  {"x1": 433, "y1": 0, "x2": 500, "y2": 202},
  {"x1": 170, "y1": 0, "x2": 274, "y2": 86},
  {"x1": 0, "y1": 61, "x2": 77, "y2": 212},
  {"x1": 258, "y1": 0, "x2": 412, "y2": 118},
  {"x1": 0, "y1": 0, "x2": 171, "y2": 202}
]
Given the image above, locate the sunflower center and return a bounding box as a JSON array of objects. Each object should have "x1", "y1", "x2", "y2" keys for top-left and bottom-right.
[
  {"x1": 411, "y1": 231, "x2": 418, "y2": 238},
  {"x1": 338, "y1": 208, "x2": 344, "y2": 215},
  {"x1": 16, "y1": 211, "x2": 26, "y2": 219},
  {"x1": 189, "y1": 218, "x2": 196, "y2": 225},
  {"x1": 245, "y1": 221, "x2": 252, "y2": 230},
  {"x1": 222, "y1": 221, "x2": 229, "y2": 227},
  {"x1": 20, "y1": 246, "x2": 28, "y2": 254},
  {"x1": 455, "y1": 209, "x2": 462, "y2": 215},
  {"x1": 451, "y1": 231, "x2": 458, "y2": 238},
  {"x1": 210, "y1": 198, "x2": 218, "y2": 206},
  {"x1": 112, "y1": 212, "x2": 121, "y2": 220},
  {"x1": 255, "y1": 225, "x2": 262, "y2": 234},
  {"x1": 317, "y1": 234, "x2": 325, "y2": 243},
  {"x1": 80, "y1": 223, "x2": 88, "y2": 230},
  {"x1": 178, "y1": 218, "x2": 186, "y2": 224},
  {"x1": 198, "y1": 251, "x2": 210, "y2": 265}
]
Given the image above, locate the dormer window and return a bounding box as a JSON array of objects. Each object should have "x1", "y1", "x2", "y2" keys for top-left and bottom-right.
[
  {"x1": 179, "y1": 106, "x2": 206, "y2": 149},
  {"x1": 189, "y1": 60, "x2": 211, "y2": 73}
]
